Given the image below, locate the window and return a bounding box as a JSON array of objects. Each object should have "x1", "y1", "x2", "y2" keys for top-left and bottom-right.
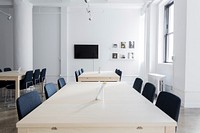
[{"x1": 164, "y1": 1, "x2": 174, "y2": 63}]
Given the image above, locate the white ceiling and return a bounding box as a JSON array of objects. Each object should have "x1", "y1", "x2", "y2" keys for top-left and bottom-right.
[
  {"x1": 0, "y1": 0, "x2": 155, "y2": 9},
  {"x1": 28, "y1": 0, "x2": 153, "y2": 8}
]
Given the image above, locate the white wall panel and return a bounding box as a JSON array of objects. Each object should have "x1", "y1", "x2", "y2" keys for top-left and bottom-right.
[
  {"x1": 67, "y1": 7, "x2": 144, "y2": 82},
  {"x1": 33, "y1": 7, "x2": 61, "y2": 83},
  {"x1": 0, "y1": 7, "x2": 13, "y2": 70}
]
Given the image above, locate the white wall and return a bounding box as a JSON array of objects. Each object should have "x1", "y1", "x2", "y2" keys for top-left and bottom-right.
[
  {"x1": 184, "y1": 0, "x2": 200, "y2": 107},
  {"x1": 67, "y1": 7, "x2": 144, "y2": 83},
  {"x1": 173, "y1": 0, "x2": 187, "y2": 106},
  {"x1": 33, "y1": 7, "x2": 61, "y2": 83},
  {"x1": 0, "y1": 7, "x2": 14, "y2": 70}
]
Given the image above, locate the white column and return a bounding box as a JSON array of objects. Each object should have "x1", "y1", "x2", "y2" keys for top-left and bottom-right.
[
  {"x1": 60, "y1": 6, "x2": 68, "y2": 79},
  {"x1": 13, "y1": 0, "x2": 33, "y2": 70}
]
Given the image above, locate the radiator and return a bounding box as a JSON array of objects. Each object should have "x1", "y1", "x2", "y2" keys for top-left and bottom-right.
[{"x1": 148, "y1": 73, "x2": 166, "y2": 96}]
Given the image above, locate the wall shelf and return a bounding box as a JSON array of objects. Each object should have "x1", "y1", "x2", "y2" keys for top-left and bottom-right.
[{"x1": 110, "y1": 41, "x2": 135, "y2": 60}]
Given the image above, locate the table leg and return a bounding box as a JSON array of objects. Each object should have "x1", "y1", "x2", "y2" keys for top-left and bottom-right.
[{"x1": 15, "y1": 78, "x2": 20, "y2": 101}]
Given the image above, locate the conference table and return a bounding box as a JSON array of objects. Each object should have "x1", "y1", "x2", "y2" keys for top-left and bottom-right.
[
  {"x1": 16, "y1": 82, "x2": 176, "y2": 133},
  {"x1": 0, "y1": 70, "x2": 25, "y2": 100},
  {"x1": 78, "y1": 71, "x2": 120, "y2": 82}
]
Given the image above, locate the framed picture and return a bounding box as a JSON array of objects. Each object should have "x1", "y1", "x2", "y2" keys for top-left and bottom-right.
[
  {"x1": 129, "y1": 41, "x2": 135, "y2": 48},
  {"x1": 121, "y1": 42, "x2": 126, "y2": 48},
  {"x1": 120, "y1": 54, "x2": 126, "y2": 59},
  {"x1": 112, "y1": 53, "x2": 118, "y2": 59},
  {"x1": 128, "y1": 52, "x2": 134, "y2": 59},
  {"x1": 113, "y1": 44, "x2": 118, "y2": 48}
]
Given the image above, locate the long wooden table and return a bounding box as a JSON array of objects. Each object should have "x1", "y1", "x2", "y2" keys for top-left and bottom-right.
[
  {"x1": 78, "y1": 71, "x2": 120, "y2": 82},
  {"x1": 16, "y1": 82, "x2": 176, "y2": 133},
  {"x1": 0, "y1": 71, "x2": 25, "y2": 100}
]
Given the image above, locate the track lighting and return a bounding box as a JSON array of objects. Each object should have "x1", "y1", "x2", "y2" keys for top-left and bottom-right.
[
  {"x1": 0, "y1": 9, "x2": 12, "y2": 20},
  {"x1": 84, "y1": 0, "x2": 90, "y2": 3},
  {"x1": 84, "y1": 0, "x2": 92, "y2": 21}
]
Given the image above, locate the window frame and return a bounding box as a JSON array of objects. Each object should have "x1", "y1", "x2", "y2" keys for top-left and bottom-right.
[{"x1": 164, "y1": 1, "x2": 174, "y2": 63}]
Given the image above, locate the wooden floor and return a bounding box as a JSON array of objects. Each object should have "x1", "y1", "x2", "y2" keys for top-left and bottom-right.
[{"x1": 0, "y1": 95, "x2": 200, "y2": 133}]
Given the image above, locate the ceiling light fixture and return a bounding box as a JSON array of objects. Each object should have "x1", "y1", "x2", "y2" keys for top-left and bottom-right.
[
  {"x1": 0, "y1": 9, "x2": 12, "y2": 20},
  {"x1": 84, "y1": 0, "x2": 92, "y2": 21}
]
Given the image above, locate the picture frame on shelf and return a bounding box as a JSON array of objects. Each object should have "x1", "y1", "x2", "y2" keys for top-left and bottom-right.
[
  {"x1": 120, "y1": 54, "x2": 126, "y2": 59},
  {"x1": 128, "y1": 52, "x2": 134, "y2": 59},
  {"x1": 121, "y1": 42, "x2": 126, "y2": 48},
  {"x1": 112, "y1": 53, "x2": 118, "y2": 59},
  {"x1": 129, "y1": 41, "x2": 135, "y2": 49},
  {"x1": 113, "y1": 44, "x2": 118, "y2": 48}
]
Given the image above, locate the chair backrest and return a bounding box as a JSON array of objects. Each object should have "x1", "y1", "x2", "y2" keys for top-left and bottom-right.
[
  {"x1": 4, "y1": 67, "x2": 11, "y2": 72},
  {"x1": 156, "y1": 91, "x2": 181, "y2": 122},
  {"x1": 16, "y1": 91, "x2": 42, "y2": 120},
  {"x1": 33, "y1": 69, "x2": 40, "y2": 85},
  {"x1": 115, "y1": 69, "x2": 122, "y2": 81},
  {"x1": 142, "y1": 82, "x2": 156, "y2": 103},
  {"x1": 57, "y1": 77, "x2": 66, "y2": 89},
  {"x1": 115, "y1": 69, "x2": 118, "y2": 74},
  {"x1": 44, "y1": 83, "x2": 57, "y2": 99},
  {"x1": 75, "y1": 71, "x2": 79, "y2": 82},
  {"x1": 40, "y1": 68, "x2": 47, "y2": 82},
  {"x1": 78, "y1": 70, "x2": 82, "y2": 75},
  {"x1": 133, "y1": 77, "x2": 143, "y2": 93},
  {"x1": 0, "y1": 69, "x2": 6, "y2": 88},
  {"x1": 80, "y1": 68, "x2": 84, "y2": 73},
  {"x1": 20, "y1": 70, "x2": 33, "y2": 90}
]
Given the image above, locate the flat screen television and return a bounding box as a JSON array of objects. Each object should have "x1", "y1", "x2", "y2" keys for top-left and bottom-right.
[{"x1": 74, "y1": 44, "x2": 99, "y2": 59}]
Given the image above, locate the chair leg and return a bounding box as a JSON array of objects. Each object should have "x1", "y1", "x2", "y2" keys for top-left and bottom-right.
[{"x1": 4, "y1": 89, "x2": 15, "y2": 107}]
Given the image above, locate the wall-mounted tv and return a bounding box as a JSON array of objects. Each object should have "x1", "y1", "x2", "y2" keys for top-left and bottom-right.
[{"x1": 74, "y1": 44, "x2": 99, "y2": 59}]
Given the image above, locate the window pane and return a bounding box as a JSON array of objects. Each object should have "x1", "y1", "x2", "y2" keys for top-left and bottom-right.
[
  {"x1": 166, "y1": 34, "x2": 174, "y2": 62},
  {"x1": 168, "y1": 4, "x2": 174, "y2": 33}
]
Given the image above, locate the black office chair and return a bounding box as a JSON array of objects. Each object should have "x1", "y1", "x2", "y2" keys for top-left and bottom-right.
[
  {"x1": 4, "y1": 67, "x2": 11, "y2": 72},
  {"x1": 156, "y1": 91, "x2": 181, "y2": 122},
  {"x1": 3, "y1": 67, "x2": 14, "y2": 89},
  {"x1": 0, "y1": 69, "x2": 6, "y2": 96},
  {"x1": 78, "y1": 70, "x2": 82, "y2": 75},
  {"x1": 0, "y1": 69, "x2": 5, "y2": 87},
  {"x1": 6, "y1": 70, "x2": 34, "y2": 91},
  {"x1": 1, "y1": 68, "x2": 14, "y2": 102},
  {"x1": 16, "y1": 91, "x2": 42, "y2": 120},
  {"x1": 20, "y1": 70, "x2": 34, "y2": 90},
  {"x1": 133, "y1": 77, "x2": 143, "y2": 93},
  {"x1": 40, "y1": 68, "x2": 46, "y2": 83},
  {"x1": 57, "y1": 77, "x2": 66, "y2": 89},
  {"x1": 33, "y1": 69, "x2": 40, "y2": 85},
  {"x1": 75, "y1": 71, "x2": 79, "y2": 82},
  {"x1": 5, "y1": 70, "x2": 34, "y2": 103},
  {"x1": 115, "y1": 69, "x2": 122, "y2": 81},
  {"x1": 142, "y1": 82, "x2": 156, "y2": 103},
  {"x1": 80, "y1": 68, "x2": 84, "y2": 73},
  {"x1": 39, "y1": 68, "x2": 47, "y2": 94},
  {"x1": 44, "y1": 83, "x2": 57, "y2": 99}
]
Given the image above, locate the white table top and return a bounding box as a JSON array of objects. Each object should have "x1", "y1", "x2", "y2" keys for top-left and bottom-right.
[
  {"x1": 16, "y1": 82, "x2": 176, "y2": 128},
  {"x1": 78, "y1": 71, "x2": 120, "y2": 82},
  {"x1": 0, "y1": 70, "x2": 25, "y2": 78}
]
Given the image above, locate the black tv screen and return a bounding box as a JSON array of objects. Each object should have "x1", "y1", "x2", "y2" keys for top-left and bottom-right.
[{"x1": 74, "y1": 44, "x2": 99, "y2": 59}]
